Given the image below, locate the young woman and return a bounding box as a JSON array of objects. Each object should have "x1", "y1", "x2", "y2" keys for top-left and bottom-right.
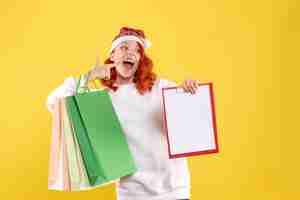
[{"x1": 46, "y1": 26, "x2": 200, "y2": 200}]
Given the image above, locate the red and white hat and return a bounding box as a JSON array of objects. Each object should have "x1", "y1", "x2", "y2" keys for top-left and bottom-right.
[{"x1": 109, "y1": 27, "x2": 151, "y2": 53}]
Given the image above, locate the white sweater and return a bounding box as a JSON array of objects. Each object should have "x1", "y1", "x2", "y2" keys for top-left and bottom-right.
[{"x1": 46, "y1": 76, "x2": 191, "y2": 200}]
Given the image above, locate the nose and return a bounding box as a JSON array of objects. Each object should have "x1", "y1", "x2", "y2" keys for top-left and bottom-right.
[
  {"x1": 126, "y1": 49, "x2": 137, "y2": 55},
  {"x1": 125, "y1": 51, "x2": 137, "y2": 59}
]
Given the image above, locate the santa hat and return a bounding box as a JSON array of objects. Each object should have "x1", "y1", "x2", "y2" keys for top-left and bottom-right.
[{"x1": 108, "y1": 27, "x2": 151, "y2": 53}]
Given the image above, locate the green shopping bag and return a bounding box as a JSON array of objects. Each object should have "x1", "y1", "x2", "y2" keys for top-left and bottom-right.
[{"x1": 65, "y1": 75, "x2": 137, "y2": 186}]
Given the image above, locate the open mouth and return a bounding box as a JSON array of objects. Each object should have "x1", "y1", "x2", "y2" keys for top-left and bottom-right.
[{"x1": 123, "y1": 60, "x2": 135, "y2": 68}]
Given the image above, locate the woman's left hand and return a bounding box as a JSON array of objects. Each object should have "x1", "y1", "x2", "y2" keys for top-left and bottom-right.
[{"x1": 180, "y1": 79, "x2": 201, "y2": 94}]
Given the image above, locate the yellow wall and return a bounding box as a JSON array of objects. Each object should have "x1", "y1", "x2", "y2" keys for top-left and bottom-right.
[{"x1": 0, "y1": 0, "x2": 295, "y2": 199}]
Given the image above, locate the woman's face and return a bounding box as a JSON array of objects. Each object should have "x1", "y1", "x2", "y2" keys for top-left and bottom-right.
[{"x1": 110, "y1": 40, "x2": 141, "y2": 79}]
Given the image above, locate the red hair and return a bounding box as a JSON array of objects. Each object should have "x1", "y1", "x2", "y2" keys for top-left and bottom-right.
[{"x1": 99, "y1": 27, "x2": 157, "y2": 95}]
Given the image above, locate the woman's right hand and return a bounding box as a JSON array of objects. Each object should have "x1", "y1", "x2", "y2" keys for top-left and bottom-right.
[{"x1": 86, "y1": 63, "x2": 116, "y2": 81}]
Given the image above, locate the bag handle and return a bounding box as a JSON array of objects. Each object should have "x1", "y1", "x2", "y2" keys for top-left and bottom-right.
[
  {"x1": 76, "y1": 72, "x2": 99, "y2": 94},
  {"x1": 76, "y1": 74, "x2": 90, "y2": 94}
]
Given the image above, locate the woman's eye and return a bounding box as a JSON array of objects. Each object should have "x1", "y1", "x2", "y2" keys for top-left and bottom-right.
[{"x1": 120, "y1": 46, "x2": 139, "y2": 54}]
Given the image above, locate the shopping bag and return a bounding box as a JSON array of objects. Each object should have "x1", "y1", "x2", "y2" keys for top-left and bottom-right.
[
  {"x1": 48, "y1": 99, "x2": 71, "y2": 191},
  {"x1": 64, "y1": 75, "x2": 137, "y2": 186},
  {"x1": 48, "y1": 100, "x2": 61, "y2": 188},
  {"x1": 48, "y1": 97, "x2": 93, "y2": 191},
  {"x1": 61, "y1": 98, "x2": 90, "y2": 190}
]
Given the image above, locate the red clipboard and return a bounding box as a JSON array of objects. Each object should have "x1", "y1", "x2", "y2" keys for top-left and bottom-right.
[{"x1": 162, "y1": 83, "x2": 219, "y2": 159}]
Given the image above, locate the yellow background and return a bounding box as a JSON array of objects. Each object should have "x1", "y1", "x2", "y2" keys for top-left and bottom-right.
[{"x1": 0, "y1": 0, "x2": 296, "y2": 199}]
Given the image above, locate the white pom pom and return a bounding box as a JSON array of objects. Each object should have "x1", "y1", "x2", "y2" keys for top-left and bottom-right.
[{"x1": 144, "y1": 39, "x2": 152, "y2": 48}]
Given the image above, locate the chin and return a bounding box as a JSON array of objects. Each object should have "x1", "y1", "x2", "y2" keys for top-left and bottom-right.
[
  {"x1": 116, "y1": 66, "x2": 136, "y2": 79},
  {"x1": 117, "y1": 70, "x2": 135, "y2": 79}
]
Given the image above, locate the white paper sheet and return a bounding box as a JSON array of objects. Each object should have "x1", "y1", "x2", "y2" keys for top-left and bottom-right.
[{"x1": 162, "y1": 84, "x2": 218, "y2": 158}]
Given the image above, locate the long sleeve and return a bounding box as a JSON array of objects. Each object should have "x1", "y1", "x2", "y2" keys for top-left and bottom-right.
[{"x1": 45, "y1": 76, "x2": 77, "y2": 114}]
